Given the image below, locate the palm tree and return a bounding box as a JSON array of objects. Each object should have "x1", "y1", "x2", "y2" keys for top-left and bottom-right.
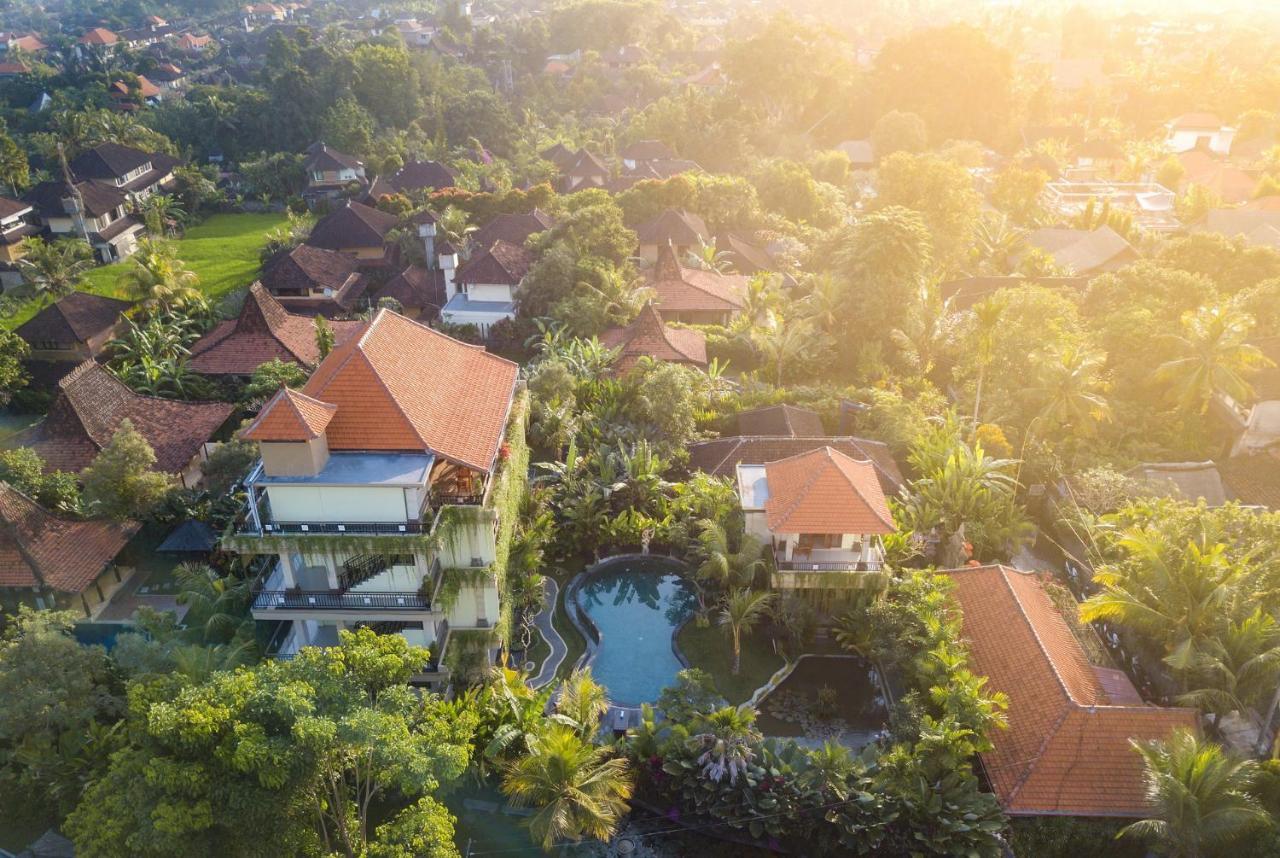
[
  {"x1": 718, "y1": 589, "x2": 774, "y2": 674},
  {"x1": 1120, "y1": 730, "x2": 1270, "y2": 858},
  {"x1": 890, "y1": 278, "x2": 954, "y2": 376},
  {"x1": 694, "y1": 519, "x2": 764, "y2": 604},
  {"x1": 800, "y1": 272, "x2": 844, "y2": 333},
  {"x1": 753, "y1": 318, "x2": 817, "y2": 386},
  {"x1": 1031, "y1": 343, "x2": 1112, "y2": 434},
  {"x1": 1177, "y1": 609, "x2": 1280, "y2": 729},
  {"x1": 969, "y1": 213, "x2": 1026, "y2": 275},
  {"x1": 684, "y1": 238, "x2": 733, "y2": 273},
  {"x1": 1156, "y1": 305, "x2": 1273, "y2": 414},
  {"x1": 136, "y1": 194, "x2": 186, "y2": 237},
  {"x1": 553, "y1": 668, "x2": 609, "y2": 738},
  {"x1": 969, "y1": 293, "x2": 1009, "y2": 425},
  {"x1": 117, "y1": 239, "x2": 201, "y2": 309},
  {"x1": 173, "y1": 563, "x2": 255, "y2": 647},
  {"x1": 742, "y1": 273, "x2": 784, "y2": 323},
  {"x1": 686, "y1": 705, "x2": 761, "y2": 783},
  {"x1": 501, "y1": 724, "x2": 634, "y2": 852},
  {"x1": 435, "y1": 205, "x2": 474, "y2": 250},
  {"x1": 15, "y1": 237, "x2": 95, "y2": 308}
]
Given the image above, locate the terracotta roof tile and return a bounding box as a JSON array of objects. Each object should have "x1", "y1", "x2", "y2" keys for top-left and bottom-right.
[
  {"x1": 299, "y1": 310, "x2": 518, "y2": 472},
  {"x1": 0, "y1": 483, "x2": 138, "y2": 593},
  {"x1": 188, "y1": 283, "x2": 365, "y2": 376},
  {"x1": 455, "y1": 240, "x2": 533, "y2": 286},
  {"x1": 471, "y1": 210, "x2": 554, "y2": 249},
  {"x1": 242, "y1": 387, "x2": 337, "y2": 441},
  {"x1": 689, "y1": 435, "x2": 904, "y2": 496},
  {"x1": 14, "y1": 292, "x2": 132, "y2": 348},
  {"x1": 306, "y1": 201, "x2": 397, "y2": 251},
  {"x1": 945, "y1": 565, "x2": 1199, "y2": 817},
  {"x1": 600, "y1": 302, "x2": 706, "y2": 373},
  {"x1": 16, "y1": 362, "x2": 234, "y2": 475},
  {"x1": 762, "y1": 446, "x2": 894, "y2": 534},
  {"x1": 634, "y1": 209, "x2": 708, "y2": 247},
  {"x1": 736, "y1": 404, "x2": 825, "y2": 437},
  {"x1": 648, "y1": 244, "x2": 746, "y2": 315}
]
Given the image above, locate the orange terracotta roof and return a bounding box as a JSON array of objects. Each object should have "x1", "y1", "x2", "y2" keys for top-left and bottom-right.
[
  {"x1": 600, "y1": 303, "x2": 706, "y2": 373},
  {"x1": 762, "y1": 446, "x2": 894, "y2": 535},
  {"x1": 0, "y1": 483, "x2": 138, "y2": 593},
  {"x1": 299, "y1": 309, "x2": 518, "y2": 472},
  {"x1": 80, "y1": 27, "x2": 119, "y2": 45},
  {"x1": 648, "y1": 244, "x2": 746, "y2": 315},
  {"x1": 945, "y1": 565, "x2": 1200, "y2": 817},
  {"x1": 242, "y1": 388, "x2": 337, "y2": 442}
]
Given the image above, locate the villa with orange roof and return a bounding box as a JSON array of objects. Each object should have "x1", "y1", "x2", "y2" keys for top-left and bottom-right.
[
  {"x1": 224, "y1": 309, "x2": 523, "y2": 683},
  {"x1": 736, "y1": 446, "x2": 895, "y2": 603},
  {"x1": 944, "y1": 564, "x2": 1199, "y2": 817},
  {"x1": 647, "y1": 244, "x2": 746, "y2": 326}
]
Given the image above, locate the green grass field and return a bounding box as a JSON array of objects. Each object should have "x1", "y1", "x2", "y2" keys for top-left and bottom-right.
[
  {"x1": 3, "y1": 212, "x2": 287, "y2": 329},
  {"x1": 678, "y1": 622, "x2": 785, "y2": 704}
]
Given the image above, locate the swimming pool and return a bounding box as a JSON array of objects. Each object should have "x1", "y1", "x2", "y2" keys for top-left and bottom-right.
[{"x1": 572, "y1": 557, "x2": 696, "y2": 706}]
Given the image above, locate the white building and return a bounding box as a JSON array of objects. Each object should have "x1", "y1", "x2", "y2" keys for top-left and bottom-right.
[
  {"x1": 440, "y1": 239, "x2": 532, "y2": 337},
  {"x1": 1165, "y1": 112, "x2": 1236, "y2": 156}
]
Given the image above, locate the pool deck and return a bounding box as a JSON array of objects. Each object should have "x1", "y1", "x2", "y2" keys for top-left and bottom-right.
[{"x1": 528, "y1": 578, "x2": 567, "y2": 689}]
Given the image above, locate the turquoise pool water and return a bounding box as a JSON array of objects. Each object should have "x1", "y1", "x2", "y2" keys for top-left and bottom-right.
[{"x1": 574, "y1": 558, "x2": 696, "y2": 705}]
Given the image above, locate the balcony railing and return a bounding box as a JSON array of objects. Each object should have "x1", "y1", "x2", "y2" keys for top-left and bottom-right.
[
  {"x1": 776, "y1": 560, "x2": 884, "y2": 572},
  {"x1": 239, "y1": 518, "x2": 433, "y2": 536},
  {"x1": 252, "y1": 590, "x2": 431, "y2": 611},
  {"x1": 433, "y1": 492, "x2": 485, "y2": 506}
]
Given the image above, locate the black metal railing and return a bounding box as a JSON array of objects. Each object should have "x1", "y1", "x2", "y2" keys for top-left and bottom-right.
[
  {"x1": 776, "y1": 560, "x2": 884, "y2": 572},
  {"x1": 252, "y1": 590, "x2": 431, "y2": 611},
  {"x1": 242, "y1": 519, "x2": 433, "y2": 536},
  {"x1": 433, "y1": 492, "x2": 485, "y2": 506},
  {"x1": 340, "y1": 554, "x2": 391, "y2": 589}
]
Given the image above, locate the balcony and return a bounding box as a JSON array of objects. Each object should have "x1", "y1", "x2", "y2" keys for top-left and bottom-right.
[
  {"x1": 250, "y1": 561, "x2": 432, "y2": 613},
  {"x1": 775, "y1": 548, "x2": 884, "y2": 573}
]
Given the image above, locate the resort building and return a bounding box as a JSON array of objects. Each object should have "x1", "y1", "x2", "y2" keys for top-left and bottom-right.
[
  {"x1": 600, "y1": 302, "x2": 706, "y2": 374},
  {"x1": 259, "y1": 245, "x2": 370, "y2": 317},
  {"x1": 737, "y1": 446, "x2": 895, "y2": 601},
  {"x1": 646, "y1": 244, "x2": 747, "y2": 326},
  {"x1": 305, "y1": 201, "x2": 399, "y2": 268},
  {"x1": 441, "y1": 239, "x2": 532, "y2": 336},
  {"x1": 634, "y1": 209, "x2": 709, "y2": 263},
  {"x1": 302, "y1": 142, "x2": 368, "y2": 203},
  {"x1": 946, "y1": 565, "x2": 1199, "y2": 816},
  {"x1": 14, "y1": 292, "x2": 132, "y2": 364},
  {"x1": 224, "y1": 310, "x2": 523, "y2": 684}
]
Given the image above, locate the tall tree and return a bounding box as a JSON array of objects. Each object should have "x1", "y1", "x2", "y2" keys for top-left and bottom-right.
[
  {"x1": 12, "y1": 237, "x2": 94, "y2": 310},
  {"x1": 1156, "y1": 304, "x2": 1274, "y2": 414},
  {"x1": 79, "y1": 419, "x2": 173, "y2": 521},
  {"x1": 718, "y1": 589, "x2": 774, "y2": 675}
]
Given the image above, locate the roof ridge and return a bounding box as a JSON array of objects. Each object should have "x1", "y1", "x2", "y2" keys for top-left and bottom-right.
[
  {"x1": 826, "y1": 448, "x2": 896, "y2": 530},
  {"x1": 995, "y1": 565, "x2": 1083, "y2": 704}
]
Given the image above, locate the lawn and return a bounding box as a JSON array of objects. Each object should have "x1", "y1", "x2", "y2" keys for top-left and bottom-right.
[
  {"x1": 678, "y1": 622, "x2": 785, "y2": 705},
  {"x1": 3, "y1": 212, "x2": 288, "y2": 329}
]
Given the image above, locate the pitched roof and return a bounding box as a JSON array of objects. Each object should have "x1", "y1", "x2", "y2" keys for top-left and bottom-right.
[
  {"x1": 736, "y1": 404, "x2": 825, "y2": 437},
  {"x1": 155, "y1": 519, "x2": 217, "y2": 553},
  {"x1": 25, "y1": 180, "x2": 126, "y2": 219},
  {"x1": 471, "y1": 210, "x2": 554, "y2": 249},
  {"x1": 307, "y1": 201, "x2": 398, "y2": 250},
  {"x1": 188, "y1": 282, "x2": 365, "y2": 375},
  {"x1": 945, "y1": 565, "x2": 1199, "y2": 817},
  {"x1": 647, "y1": 244, "x2": 747, "y2": 315},
  {"x1": 689, "y1": 435, "x2": 904, "y2": 497},
  {"x1": 600, "y1": 303, "x2": 707, "y2": 373},
  {"x1": 761, "y1": 446, "x2": 895, "y2": 534},
  {"x1": 566, "y1": 149, "x2": 608, "y2": 178},
  {"x1": 0, "y1": 483, "x2": 138, "y2": 593},
  {"x1": 1024, "y1": 226, "x2": 1135, "y2": 274},
  {"x1": 17, "y1": 362, "x2": 234, "y2": 475},
  {"x1": 261, "y1": 244, "x2": 368, "y2": 311},
  {"x1": 242, "y1": 387, "x2": 338, "y2": 441},
  {"x1": 635, "y1": 209, "x2": 708, "y2": 247},
  {"x1": 109, "y1": 76, "x2": 161, "y2": 99},
  {"x1": 0, "y1": 196, "x2": 33, "y2": 220},
  {"x1": 371, "y1": 265, "x2": 445, "y2": 313},
  {"x1": 70, "y1": 143, "x2": 154, "y2": 181},
  {"x1": 455, "y1": 240, "x2": 533, "y2": 286},
  {"x1": 1169, "y1": 112, "x2": 1222, "y2": 130},
  {"x1": 540, "y1": 143, "x2": 577, "y2": 171},
  {"x1": 303, "y1": 142, "x2": 363, "y2": 173},
  {"x1": 386, "y1": 160, "x2": 456, "y2": 193},
  {"x1": 1127, "y1": 461, "x2": 1227, "y2": 506},
  {"x1": 294, "y1": 310, "x2": 519, "y2": 472},
  {"x1": 1219, "y1": 454, "x2": 1280, "y2": 509},
  {"x1": 79, "y1": 27, "x2": 119, "y2": 45},
  {"x1": 14, "y1": 292, "x2": 133, "y2": 348}
]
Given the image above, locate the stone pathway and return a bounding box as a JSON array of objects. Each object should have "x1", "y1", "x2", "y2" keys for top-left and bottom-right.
[{"x1": 529, "y1": 577, "x2": 568, "y2": 688}]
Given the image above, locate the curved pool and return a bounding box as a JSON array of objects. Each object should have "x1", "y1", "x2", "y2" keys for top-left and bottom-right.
[{"x1": 573, "y1": 557, "x2": 696, "y2": 706}]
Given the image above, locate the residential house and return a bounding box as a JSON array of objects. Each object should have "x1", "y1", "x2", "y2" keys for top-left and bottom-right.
[
  {"x1": 1041, "y1": 180, "x2": 1179, "y2": 232},
  {"x1": 737, "y1": 447, "x2": 895, "y2": 606},
  {"x1": 1199, "y1": 204, "x2": 1280, "y2": 249},
  {"x1": 620, "y1": 140, "x2": 676, "y2": 172},
  {"x1": 366, "y1": 160, "x2": 456, "y2": 200},
  {"x1": 602, "y1": 44, "x2": 645, "y2": 70},
  {"x1": 148, "y1": 63, "x2": 187, "y2": 94},
  {"x1": 470, "y1": 209, "x2": 554, "y2": 251},
  {"x1": 713, "y1": 232, "x2": 783, "y2": 277},
  {"x1": 189, "y1": 282, "x2": 366, "y2": 378},
  {"x1": 634, "y1": 209, "x2": 709, "y2": 263},
  {"x1": 175, "y1": 32, "x2": 213, "y2": 53},
  {"x1": 646, "y1": 244, "x2": 746, "y2": 325},
  {"x1": 683, "y1": 62, "x2": 726, "y2": 90},
  {"x1": 108, "y1": 75, "x2": 163, "y2": 108},
  {"x1": 0, "y1": 60, "x2": 29, "y2": 77},
  {"x1": 305, "y1": 201, "x2": 398, "y2": 268},
  {"x1": 1176, "y1": 147, "x2": 1256, "y2": 204},
  {"x1": 24, "y1": 179, "x2": 144, "y2": 263},
  {"x1": 561, "y1": 149, "x2": 609, "y2": 192},
  {"x1": 1022, "y1": 226, "x2": 1138, "y2": 276},
  {"x1": 79, "y1": 28, "x2": 120, "y2": 47},
  {"x1": 945, "y1": 564, "x2": 1198, "y2": 816},
  {"x1": 261, "y1": 244, "x2": 370, "y2": 316},
  {"x1": 539, "y1": 143, "x2": 577, "y2": 173},
  {"x1": 1, "y1": 33, "x2": 47, "y2": 53},
  {"x1": 226, "y1": 309, "x2": 521, "y2": 679},
  {"x1": 600, "y1": 302, "x2": 706, "y2": 374},
  {"x1": 302, "y1": 143, "x2": 368, "y2": 203},
  {"x1": 17, "y1": 361, "x2": 234, "y2": 488},
  {"x1": 835, "y1": 140, "x2": 875, "y2": 170},
  {"x1": 1165, "y1": 112, "x2": 1235, "y2": 156},
  {"x1": 0, "y1": 197, "x2": 40, "y2": 289},
  {"x1": 736, "y1": 404, "x2": 826, "y2": 437},
  {"x1": 68, "y1": 142, "x2": 179, "y2": 201},
  {"x1": 370, "y1": 265, "x2": 446, "y2": 320},
  {"x1": 441, "y1": 240, "x2": 532, "y2": 336},
  {"x1": 14, "y1": 292, "x2": 132, "y2": 363},
  {"x1": 690, "y1": 435, "x2": 903, "y2": 498},
  {"x1": 1126, "y1": 461, "x2": 1228, "y2": 506},
  {"x1": 1213, "y1": 336, "x2": 1280, "y2": 455},
  {"x1": 0, "y1": 483, "x2": 139, "y2": 618}
]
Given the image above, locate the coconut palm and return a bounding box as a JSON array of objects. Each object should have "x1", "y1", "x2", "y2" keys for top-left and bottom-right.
[
  {"x1": 1177, "y1": 609, "x2": 1280, "y2": 728},
  {"x1": 753, "y1": 318, "x2": 818, "y2": 386},
  {"x1": 890, "y1": 278, "x2": 955, "y2": 376},
  {"x1": 969, "y1": 293, "x2": 1010, "y2": 425},
  {"x1": 501, "y1": 723, "x2": 634, "y2": 852},
  {"x1": 685, "y1": 238, "x2": 733, "y2": 273},
  {"x1": 14, "y1": 237, "x2": 95, "y2": 308},
  {"x1": 1156, "y1": 304, "x2": 1274, "y2": 415},
  {"x1": 800, "y1": 272, "x2": 845, "y2": 333},
  {"x1": 117, "y1": 239, "x2": 201, "y2": 309},
  {"x1": 718, "y1": 589, "x2": 774, "y2": 675},
  {"x1": 694, "y1": 519, "x2": 764, "y2": 602},
  {"x1": 969, "y1": 212, "x2": 1026, "y2": 275},
  {"x1": 1120, "y1": 730, "x2": 1270, "y2": 858},
  {"x1": 553, "y1": 668, "x2": 609, "y2": 738},
  {"x1": 435, "y1": 205, "x2": 474, "y2": 249},
  {"x1": 135, "y1": 194, "x2": 186, "y2": 237},
  {"x1": 1030, "y1": 343, "x2": 1112, "y2": 434},
  {"x1": 687, "y1": 705, "x2": 761, "y2": 783},
  {"x1": 174, "y1": 563, "x2": 255, "y2": 646}
]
